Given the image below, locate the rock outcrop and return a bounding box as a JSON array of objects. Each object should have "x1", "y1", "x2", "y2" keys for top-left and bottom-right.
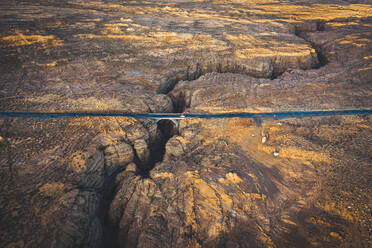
[{"x1": 0, "y1": 0, "x2": 371, "y2": 248}]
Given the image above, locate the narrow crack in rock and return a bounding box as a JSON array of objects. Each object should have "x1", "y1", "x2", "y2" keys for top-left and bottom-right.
[
  {"x1": 97, "y1": 19, "x2": 337, "y2": 247},
  {"x1": 2, "y1": 1, "x2": 371, "y2": 245},
  {"x1": 162, "y1": 20, "x2": 329, "y2": 103},
  {"x1": 295, "y1": 20, "x2": 328, "y2": 68},
  {"x1": 97, "y1": 112, "x2": 179, "y2": 247}
]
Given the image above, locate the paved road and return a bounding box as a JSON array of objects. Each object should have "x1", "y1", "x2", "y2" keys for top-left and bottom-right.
[{"x1": 0, "y1": 109, "x2": 372, "y2": 120}]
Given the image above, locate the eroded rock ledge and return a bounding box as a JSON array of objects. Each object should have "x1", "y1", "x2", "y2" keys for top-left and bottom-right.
[{"x1": 0, "y1": 0, "x2": 372, "y2": 248}]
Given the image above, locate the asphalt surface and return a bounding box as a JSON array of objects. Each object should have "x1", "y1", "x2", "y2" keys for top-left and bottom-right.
[{"x1": 0, "y1": 109, "x2": 372, "y2": 119}]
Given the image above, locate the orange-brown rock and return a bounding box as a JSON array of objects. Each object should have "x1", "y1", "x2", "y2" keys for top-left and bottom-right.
[{"x1": 0, "y1": 0, "x2": 371, "y2": 248}]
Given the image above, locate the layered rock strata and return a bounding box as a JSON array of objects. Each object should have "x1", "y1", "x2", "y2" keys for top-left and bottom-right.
[{"x1": 0, "y1": 0, "x2": 371, "y2": 247}]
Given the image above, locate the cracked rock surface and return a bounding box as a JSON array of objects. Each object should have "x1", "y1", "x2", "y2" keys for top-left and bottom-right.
[{"x1": 0, "y1": 0, "x2": 372, "y2": 247}]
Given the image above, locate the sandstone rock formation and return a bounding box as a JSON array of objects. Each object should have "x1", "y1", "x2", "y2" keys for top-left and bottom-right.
[{"x1": 0, "y1": 0, "x2": 371, "y2": 247}]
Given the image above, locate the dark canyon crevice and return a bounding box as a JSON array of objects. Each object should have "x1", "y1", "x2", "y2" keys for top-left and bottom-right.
[
  {"x1": 138, "y1": 119, "x2": 178, "y2": 177},
  {"x1": 95, "y1": 19, "x2": 334, "y2": 248},
  {"x1": 294, "y1": 20, "x2": 328, "y2": 68},
  {"x1": 97, "y1": 119, "x2": 179, "y2": 247},
  {"x1": 160, "y1": 22, "x2": 330, "y2": 110}
]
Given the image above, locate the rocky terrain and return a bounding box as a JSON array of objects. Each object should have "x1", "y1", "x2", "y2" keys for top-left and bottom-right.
[{"x1": 0, "y1": 0, "x2": 371, "y2": 247}]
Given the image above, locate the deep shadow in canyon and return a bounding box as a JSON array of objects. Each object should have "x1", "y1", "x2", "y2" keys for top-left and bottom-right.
[{"x1": 0, "y1": 1, "x2": 371, "y2": 247}]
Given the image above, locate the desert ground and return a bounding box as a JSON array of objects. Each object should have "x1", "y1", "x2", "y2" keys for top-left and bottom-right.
[{"x1": 0, "y1": 0, "x2": 371, "y2": 247}]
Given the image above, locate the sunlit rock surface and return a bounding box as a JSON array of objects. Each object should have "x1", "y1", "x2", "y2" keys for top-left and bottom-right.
[{"x1": 0, "y1": 0, "x2": 371, "y2": 247}]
